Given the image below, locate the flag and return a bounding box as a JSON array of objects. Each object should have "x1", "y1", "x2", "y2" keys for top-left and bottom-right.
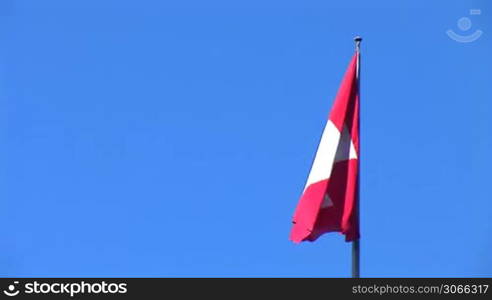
[{"x1": 290, "y1": 52, "x2": 360, "y2": 243}]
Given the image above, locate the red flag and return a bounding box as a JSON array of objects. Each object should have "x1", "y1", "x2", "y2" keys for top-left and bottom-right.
[{"x1": 290, "y1": 52, "x2": 360, "y2": 243}]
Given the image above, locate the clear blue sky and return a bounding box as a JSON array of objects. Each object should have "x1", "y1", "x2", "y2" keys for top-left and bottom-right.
[{"x1": 0, "y1": 0, "x2": 491, "y2": 277}]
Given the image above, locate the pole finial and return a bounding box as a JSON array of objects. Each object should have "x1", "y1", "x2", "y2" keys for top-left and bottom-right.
[{"x1": 354, "y1": 36, "x2": 362, "y2": 52}]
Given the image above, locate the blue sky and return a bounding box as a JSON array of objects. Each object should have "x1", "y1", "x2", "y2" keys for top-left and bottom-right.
[{"x1": 0, "y1": 0, "x2": 490, "y2": 277}]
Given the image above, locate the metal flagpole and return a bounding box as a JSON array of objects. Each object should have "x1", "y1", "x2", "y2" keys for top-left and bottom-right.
[{"x1": 352, "y1": 35, "x2": 362, "y2": 279}]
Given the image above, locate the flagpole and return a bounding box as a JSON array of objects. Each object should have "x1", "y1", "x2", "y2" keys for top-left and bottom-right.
[{"x1": 352, "y1": 35, "x2": 362, "y2": 279}]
